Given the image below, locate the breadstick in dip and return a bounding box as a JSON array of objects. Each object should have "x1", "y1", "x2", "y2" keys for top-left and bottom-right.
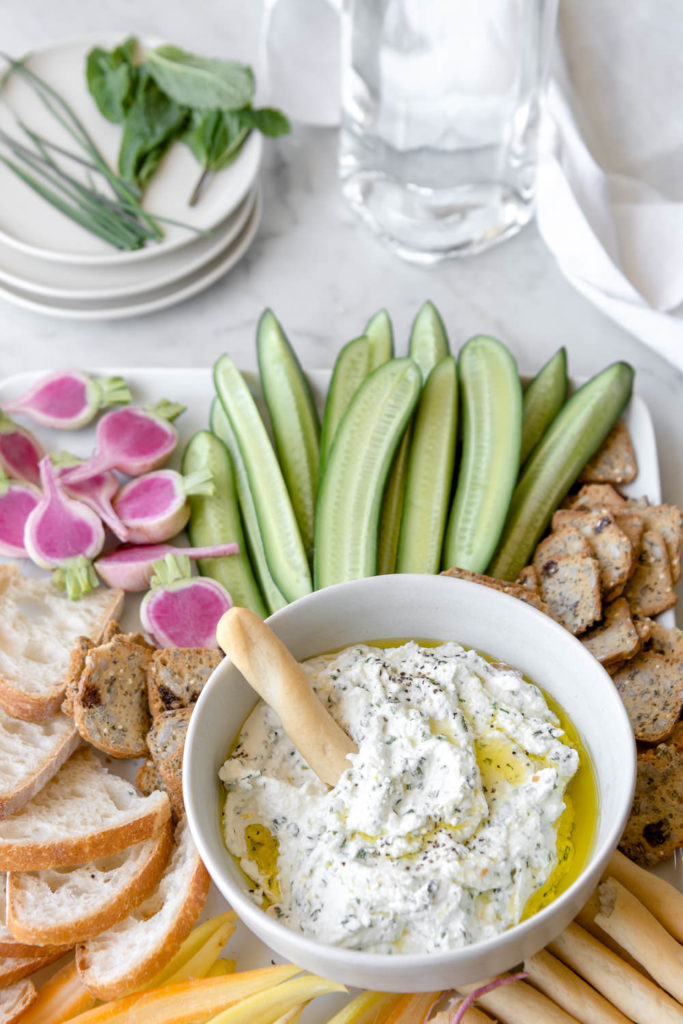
[
  {"x1": 548, "y1": 922, "x2": 683, "y2": 1024},
  {"x1": 595, "y1": 877, "x2": 683, "y2": 1005},
  {"x1": 605, "y1": 850, "x2": 683, "y2": 942},
  {"x1": 216, "y1": 607, "x2": 357, "y2": 787},
  {"x1": 524, "y1": 949, "x2": 631, "y2": 1024},
  {"x1": 457, "y1": 976, "x2": 580, "y2": 1024}
]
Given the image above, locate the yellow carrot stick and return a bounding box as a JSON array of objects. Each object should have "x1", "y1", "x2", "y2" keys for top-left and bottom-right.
[
  {"x1": 272, "y1": 1004, "x2": 307, "y2": 1024},
  {"x1": 204, "y1": 975, "x2": 347, "y2": 1024},
  {"x1": 62, "y1": 964, "x2": 300, "y2": 1024},
  {"x1": 383, "y1": 992, "x2": 443, "y2": 1024},
  {"x1": 206, "y1": 960, "x2": 236, "y2": 978},
  {"x1": 148, "y1": 912, "x2": 238, "y2": 988},
  {"x1": 325, "y1": 991, "x2": 401, "y2": 1024},
  {"x1": 164, "y1": 918, "x2": 238, "y2": 984},
  {"x1": 18, "y1": 960, "x2": 97, "y2": 1024}
]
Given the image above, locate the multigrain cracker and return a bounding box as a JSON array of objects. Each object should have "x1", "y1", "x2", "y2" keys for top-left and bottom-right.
[
  {"x1": 568, "y1": 483, "x2": 626, "y2": 510},
  {"x1": 515, "y1": 565, "x2": 540, "y2": 595},
  {"x1": 580, "y1": 597, "x2": 640, "y2": 667},
  {"x1": 611, "y1": 651, "x2": 683, "y2": 743},
  {"x1": 578, "y1": 420, "x2": 638, "y2": 485},
  {"x1": 639, "y1": 504, "x2": 683, "y2": 582},
  {"x1": 146, "y1": 648, "x2": 222, "y2": 718},
  {"x1": 535, "y1": 552, "x2": 601, "y2": 635},
  {"x1": 532, "y1": 527, "x2": 592, "y2": 574},
  {"x1": 549, "y1": 509, "x2": 633, "y2": 598},
  {"x1": 440, "y1": 567, "x2": 548, "y2": 613},
  {"x1": 619, "y1": 742, "x2": 683, "y2": 867},
  {"x1": 623, "y1": 528, "x2": 677, "y2": 617}
]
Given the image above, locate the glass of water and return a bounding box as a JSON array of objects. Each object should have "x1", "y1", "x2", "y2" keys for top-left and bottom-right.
[{"x1": 339, "y1": 0, "x2": 558, "y2": 262}]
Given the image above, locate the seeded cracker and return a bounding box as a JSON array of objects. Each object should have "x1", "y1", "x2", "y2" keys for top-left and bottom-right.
[
  {"x1": 535, "y1": 552, "x2": 602, "y2": 635},
  {"x1": 146, "y1": 708, "x2": 192, "y2": 818},
  {"x1": 146, "y1": 648, "x2": 223, "y2": 718},
  {"x1": 611, "y1": 651, "x2": 683, "y2": 742},
  {"x1": 440, "y1": 566, "x2": 548, "y2": 613},
  {"x1": 532, "y1": 527, "x2": 592, "y2": 572},
  {"x1": 578, "y1": 419, "x2": 638, "y2": 484},
  {"x1": 581, "y1": 597, "x2": 640, "y2": 667},
  {"x1": 623, "y1": 528, "x2": 677, "y2": 617},
  {"x1": 619, "y1": 743, "x2": 683, "y2": 867},
  {"x1": 515, "y1": 565, "x2": 540, "y2": 595},
  {"x1": 639, "y1": 503, "x2": 683, "y2": 582},
  {"x1": 549, "y1": 509, "x2": 633, "y2": 598},
  {"x1": 568, "y1": 483, "x2": 627, "y2": 510}
]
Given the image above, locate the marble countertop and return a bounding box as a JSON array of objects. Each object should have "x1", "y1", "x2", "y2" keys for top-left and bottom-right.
[{"x1": 2, "y1": 0, "x2": 683, "y2": 528}]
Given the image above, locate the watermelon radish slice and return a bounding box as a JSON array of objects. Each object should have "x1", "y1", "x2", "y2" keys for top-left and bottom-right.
[
  {"x1": 0, "y1": 472, "x2": 41, "y2": 557},
  {"x1": 0, "y1": 414, "x2": 44, "y2": 486},
  {"x1": 2, "y1": 370, "x2": 131, "y2": 430},
  {"x1": 95, "y1": 541, "x2": 239, "y2": 592},
  {"x1": 141, "y1": 554, "x2": 232, "y2": 648},
  {"x1": 113, "y1": 467, "x2": 214, "y2": 544}
]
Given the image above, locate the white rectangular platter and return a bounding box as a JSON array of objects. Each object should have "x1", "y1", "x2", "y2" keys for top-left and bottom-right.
[{"x1": 0, "y1": 366, "x2": 677, "y2": 1022}]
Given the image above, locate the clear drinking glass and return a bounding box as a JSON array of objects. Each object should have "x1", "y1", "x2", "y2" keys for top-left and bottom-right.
[{"x1": 339, "y1": 0, "x2": 558, "y2": 262}]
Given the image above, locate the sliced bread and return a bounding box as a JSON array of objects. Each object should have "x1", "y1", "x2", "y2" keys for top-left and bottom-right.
[
  {"x1": 0, "y1": 708, "x2": 80, "y2": 821},
  {"x1": 0, "y1": 949, "x2": 65, "y2": 989},
  {"x1": 76, "y1": 816, "x2": 210, "y2": 999},
  {"x1": 147, "y1": 648, "x2": 222, "y2": 718},
  {"x1": 0, "y1": 566, "x2": 123, "y2": 722},
  {"x1": 69, "y1": 635, "x2": 152, "y2": 758},
  {"x1": 6, "y1": 819, "x2": 173, "y2": 947},
  {"x1": 0, "y1": 747, "x2": 170, "y2": 871},
  {"x1": 0, "y1": 978, "x2": 37, "y2": 1022},
  {"x1": 0, "y1": 875, "x2": 70, "y2": 958}
]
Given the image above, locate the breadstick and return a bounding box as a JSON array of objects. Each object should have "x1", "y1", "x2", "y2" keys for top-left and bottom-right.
[
  {"x1": 605, "y1": 849, "x2": 683, "y2": 942},
  {"x1": 216, "y1": 607, "x2": 357, "y2": 787},
  {"x1": 457, "y1": 976, "x2": 581, "y2": 1024},
  {"x1": 575, "y1": 888, "x2": 647, "y2": 972},
  {"x1": 431, "y1": 1005, "x2": 493, "y2": 1023},
  {"x1": 548, "y1": 922, "x2": 683, "y2": 1024},
  {"x1": 595, "y1": 877, "x2": 683, "y2": 1004},
  {"x1": 524, "y1": 949, "x2": 631, "y2": 1024}
]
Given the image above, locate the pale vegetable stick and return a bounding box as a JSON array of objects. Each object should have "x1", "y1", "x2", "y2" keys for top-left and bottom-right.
[
  {"x1": 431, "y1": 1004, "x2": 494, "y2": 1023},
  {"x1": 164, "y1": 917, "x2": 238, "y2": 984},
  {"x1": 324, "y1": 991, "x2": 401, "y2": 1023},
  {"x1": 217, "y1": 607, "x2": 357, "y2": 787},
  {"x1": 383, "y1": 992, "x2": 443, "y2": 1023},
  {"x1": 548, "y1": 922, "x2": 683, "y2": 1024},
  {"x1": 15, "y1": 960, "x2": 96, "y2": 1024},
  {"x1": 272, "y1": 1005, "x2": 306, "y2": 1024},
  {"x1": 204, "y1": 975, "x2": 347, "y2": 1024},
  {"x1": 605, "y1": 850, "x2": 683, "y2": 942},
  {"x1": 524, "y1": 949, "x2": 631, "y2": 1024},
  {"x1": 62, "y1": 964, "x2": 301, "y2": 1024},
  {"x1": 595, "y1": 877, "x2": 683, "y2": 1004},
  {"x1": 457, "y1": 976, "x2": 580, "y2": 1024},
  {"x1": 206, "y1": 960, "x2": 236, "y2": 977},
  {"x1": 147, "y1": 912, "x2": 238, "y2": 988}
]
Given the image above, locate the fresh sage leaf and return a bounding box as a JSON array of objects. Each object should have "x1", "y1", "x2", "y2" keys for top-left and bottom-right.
[
  {"x1": 118, "y1": 71, "x2": 188, "y2": 187},
  {"x1": 146, "y1": 45, "x2": 254, "y2": 111},
  {"x1": 182, "y1": 109, "x2": 249, "y2": 171},
  {"x1": 86, "y1": 36, "x2": 138, "y2": 123},
  {"x1": 235, "y1": 106, "x2": 291, "y2": 137}
]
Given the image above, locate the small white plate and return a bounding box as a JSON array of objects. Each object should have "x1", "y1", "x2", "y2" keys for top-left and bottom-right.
[
  {"x1": 0, "y1": 35, "x2": 262, "y2": 265},
  {"x1": 0, "y1": 187, "x2": 257, "y2": 301},
  {"x1": 0, "y1": 188, "x2": 262, "y2": 320}
]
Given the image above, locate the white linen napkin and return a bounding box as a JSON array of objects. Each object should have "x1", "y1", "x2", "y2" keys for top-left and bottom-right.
[{"x1": 537, "y1": 5, "x2": 683, "y2": 371}]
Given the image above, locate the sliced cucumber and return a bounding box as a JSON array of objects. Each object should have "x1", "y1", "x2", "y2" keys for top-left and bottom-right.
[
  {"x1": 210, "y1": 399, "x2": 287, "y2": 613},
  {"x1": 408, "y1": 300, "x2": 449, "y2": 381},
  {"x1": 315, "y1": 358, "x2": 422, "y2": 589},
  {"x1": 363, "y1": 308, "x2": 394, "y2": 370},
  {"x1": 488, "y1": 361, "x2": 634, "y2": 581},
  {"x1": 256, "y1": 309, "x2": 320, "y2": 560},
  {"x1": 377, "y1": 426, "x2": 412, "y2": 575},
  {"x1": 520, "y1": 347, "x2": 568, "y2": 465},
  {"x1": 319, "y1": 334, "x2": 370, "y2": 476},
  {"x1": 442, "y1": 335, "x2": 522, "y2": 573},
  {"x1": 397, "y1": 356, "x2": 458, "y2": 574},
  {"x1": 213, "y1": 354, "x2": 312, "y2": 604},
  {"x1": 181, "y1": 431, "x2": 267, "y2": 618}
]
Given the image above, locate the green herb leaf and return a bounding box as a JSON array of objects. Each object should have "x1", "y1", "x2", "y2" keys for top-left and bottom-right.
[
  {"x1": 182, "y1": 108, "x2": 249, "y2": 172},
  {"x1": 118, "y1": 71, "x2": 188, "y2": 187},
  {"x1": 85, "y1": 36, "x2": 138, "y2": 124},
  {"x1": 146, "y1": 45, "x2": 254, "y2": 111},
  {"x1": 235, "y1": 106, "x2": 291, "y2": 137}
]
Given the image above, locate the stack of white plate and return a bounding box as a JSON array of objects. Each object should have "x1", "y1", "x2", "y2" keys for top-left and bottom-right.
[{"x1": 0, "y1": 36, "x2": 264, "y2": 320}]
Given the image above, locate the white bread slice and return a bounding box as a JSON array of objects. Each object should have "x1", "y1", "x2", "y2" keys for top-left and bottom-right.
[
  {"x1": 0, "y1": 875, "x2": 69, "y2": 958},
  {"x1": 0, "y1": 747, "x2": 171, "y2": 871},
  {"x1": 0, "y1": 978, "x2": 37, "y2": 1020},
  {"x1": 0, "y1": 948, "x2": 64, "y2": 988},
  {"x1": 0, "y1": 707, "x2": 80, "y2": 821},
  {"x1": 6, "y1": 820, "x2": 173, "y2": 947},
  {"x1": 0, "y1": 565, "x2": 124, "y2": 722},
  {"x1": 76, "y1": 816, "x2": 210, "y2": 999}
]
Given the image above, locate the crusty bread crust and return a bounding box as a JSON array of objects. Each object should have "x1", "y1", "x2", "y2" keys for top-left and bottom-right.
[
  {"x1": 0, "y1": 725, "x2": 81, "y2": 823},
  {"x1": 6, "y1": 820, "x2": 173, "y2": 947},
  {"x1": 0, "y1": 949, "x2": 65, "y2": 988}
]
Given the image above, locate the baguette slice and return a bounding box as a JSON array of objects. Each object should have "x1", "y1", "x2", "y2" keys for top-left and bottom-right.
[
  {"x1": 0, "y1": 948, "x2": 64, "y2": 989},
  {"x1": 0, "y1": 875, "x2": 70, "y2": 958},
  {"x1": 6, "y1": 819, "x2": 173, "y2": 947},
  {"x1": 0, "y1": 708, "x2": 80, "y2": 821},
  {"x1": 0, "y1": 565, "x2": 123, "y2": 722},
  {"x1": 0, "y1": 747, "x2": 170, "y2": 871},
  {"x1": 0, "y1": 978, "x2": 37, "y2": 1022},
  {"x1": 76, "y1": 816, "x2": 210, "y2": 999}
]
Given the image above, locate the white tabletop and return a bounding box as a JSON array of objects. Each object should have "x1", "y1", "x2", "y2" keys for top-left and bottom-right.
[{"x1": 2, "y1": 0, "x2": 683, "y2": 553}]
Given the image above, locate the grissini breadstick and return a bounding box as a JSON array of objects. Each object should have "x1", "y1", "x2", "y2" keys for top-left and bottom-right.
[
  {"x1": 216, "y1": 607, "x2": 357, "y2": 788},
  {"x1": 575, "y1": 889, "x2": 646, "y2": 972},
  {"x1": 431, "y1": 1005, "x2": 494, "y2": 1023},
  {"x1": 457, "y1": 976, "x2": 581, "y2": 1024},
  {"x1": 604, "y1": 850, "x2": 683, "y2": 942},
  {"x1": 548, "y1": 922, "x2": 683, "y2": 1024},
  {"x1": 523, "y1": 949, "x2": 631, "y2": 1024},
  {"x1": 595, "y1": 877, "x2": 683, "y2": 1005}
]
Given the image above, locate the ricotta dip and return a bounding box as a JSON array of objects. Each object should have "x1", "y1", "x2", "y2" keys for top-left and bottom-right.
[{"x1": 220, "y1": 641, "x2": 580, "y2": 954}]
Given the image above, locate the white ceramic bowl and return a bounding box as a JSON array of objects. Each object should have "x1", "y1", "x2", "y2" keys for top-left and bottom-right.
[{"x1": 184, "y1": 574, "x2": 636, "y2": 992}]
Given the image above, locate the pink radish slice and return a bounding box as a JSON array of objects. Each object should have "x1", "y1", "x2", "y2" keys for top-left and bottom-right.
[
  {"x1": 53, "y1": 458, "x2": 129, "y2": 541},
  {"x1": 0, "y1": 478, "x2": 41, "y2": 557},
  {"x1": 141, "y1": 577, "x2": 232, "y2": 648},
  {"x1": 24, "y1": 458, "x2": 105, "y2": 599},
  {"x1": 113, "y1": 467, "x2": 213, "y2": 544},
  {"x1": 95, "y1": 542, "x2": 239, "y2": 591},
  {"x1": 0, "y1": 414, "x2": 43, "y2": 486},
  {"x1": 61, "y1": 400, "x2": 185, "y2": 482},
  {"x1": 1, "y1": 371, "x2": 131, "y2": 430}
]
